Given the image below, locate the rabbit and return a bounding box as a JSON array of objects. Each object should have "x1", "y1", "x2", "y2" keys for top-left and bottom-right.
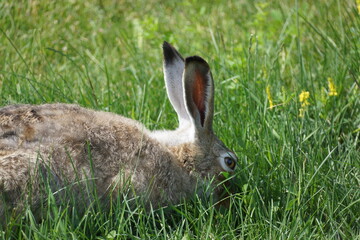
[{"x1": 0, "y1": 42, "x2": 237, "y2": 220}]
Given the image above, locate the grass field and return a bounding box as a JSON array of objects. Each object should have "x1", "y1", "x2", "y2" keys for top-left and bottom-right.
[{"x1": 1, "y1": 0, "x2": 360, "y2": 239}]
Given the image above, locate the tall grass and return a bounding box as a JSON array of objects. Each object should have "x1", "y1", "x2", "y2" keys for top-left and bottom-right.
[{"x1": 1, "y1": 0, "x2": 359, "y2": 239}]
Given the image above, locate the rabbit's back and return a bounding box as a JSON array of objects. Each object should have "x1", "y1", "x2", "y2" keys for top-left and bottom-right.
[
  {"x1": 1, "y1": 104, "x2": 89, "y2": 152},
  {"x1": 1, "y1": 104, "x2": 143, "y2": 149},
  {"x1": 0, "y1": 103, "x2": 147, "y2": 155}
]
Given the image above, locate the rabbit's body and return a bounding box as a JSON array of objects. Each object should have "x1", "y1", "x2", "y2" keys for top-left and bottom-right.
[
  {"x1": 0, "y1": 42, "x2": 237, "y2": 220},
  {"x1": 0, "y1": 104, "x2": 196, "y2": 212}
]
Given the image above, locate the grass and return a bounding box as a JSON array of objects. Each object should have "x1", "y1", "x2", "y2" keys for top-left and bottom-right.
[{"x1": 1, "y1": 0, "x2": 360, "y2": 239}]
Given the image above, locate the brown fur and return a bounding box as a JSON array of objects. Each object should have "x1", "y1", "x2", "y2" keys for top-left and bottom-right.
[{"x1": 0, "y1": 104, "x2": 219, "y2": 214}]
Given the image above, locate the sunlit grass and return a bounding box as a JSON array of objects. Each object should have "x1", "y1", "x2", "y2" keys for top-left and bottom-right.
[{"x1": 0, "y1": 0, "x2": 359, "y2": 239}]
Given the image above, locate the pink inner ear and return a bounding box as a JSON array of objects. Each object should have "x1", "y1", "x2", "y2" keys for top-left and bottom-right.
[{"x1": 192, "y1": 70, "x2": 206, "y2": 126}]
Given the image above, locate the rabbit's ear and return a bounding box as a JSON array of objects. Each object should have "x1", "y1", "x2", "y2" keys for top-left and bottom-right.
[
  {"x1": 183, "y1": 56, "x2": 214, "y2": 133},
  {"x1": 162, "y1": 42, "x2": 191, "y2": 128}
]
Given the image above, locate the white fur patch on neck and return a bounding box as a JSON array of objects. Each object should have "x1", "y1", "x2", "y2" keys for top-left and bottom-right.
[{"x1": 150, "y1": 124, "x2": 195, "y2": 146}]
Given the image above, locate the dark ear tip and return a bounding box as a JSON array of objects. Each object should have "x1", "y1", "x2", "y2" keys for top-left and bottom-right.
[
  {"x1": 185, "y1": 56, "x2": 209, "y2": 68},
  {"x1": 162, "y1": 41, "x2": 184, "y2": 63},
  {"x1": 162, "y1": 41, "x2": 171, "y2": 49}
]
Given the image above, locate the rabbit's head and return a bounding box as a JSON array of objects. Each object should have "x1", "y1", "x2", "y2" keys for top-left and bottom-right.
[{"x1": 162, "y1": 42, "x2": 238, "y2": 185}]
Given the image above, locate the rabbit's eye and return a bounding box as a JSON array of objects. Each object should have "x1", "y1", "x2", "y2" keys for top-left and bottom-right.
[
  {"x1": 219, "y1": 152, "x2": 237, "y2": 172},
  {"x1": 224, "y1": 157, "x2": 236, "y2": 170}
]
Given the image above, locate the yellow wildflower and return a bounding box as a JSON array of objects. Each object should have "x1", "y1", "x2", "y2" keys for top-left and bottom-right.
[
  {"x1": 357, "y1": 0, "x2": 360, "y2": 14},
  {"x1": 266, "y1": 85, "x2": 274, "y2": 109},
  {"x1": 299, "y1": 91, "x2": 310, "y2": 118},
  {"x1": 299, "y1": 91, "x2": 310, "y2": 107},
  {"x1": 327, "y1": 77, "x2": 338, "y2": 96},
  {"x1": 299, "y1": 108, "x2": 305, "y2": 118}
]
